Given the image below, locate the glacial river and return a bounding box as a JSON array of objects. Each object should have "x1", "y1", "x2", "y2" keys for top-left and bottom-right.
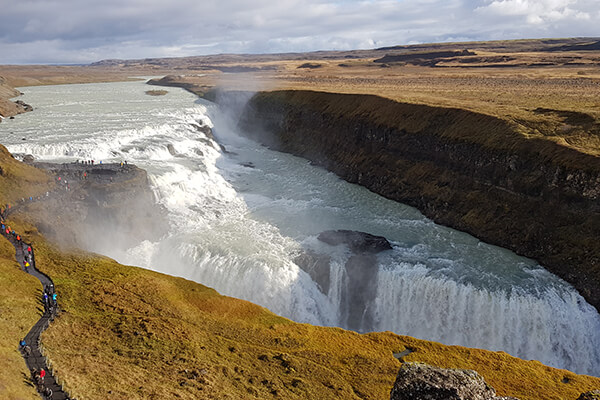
[{"x1": 2, "y1": 80, "x2": 599, "y2": 376}]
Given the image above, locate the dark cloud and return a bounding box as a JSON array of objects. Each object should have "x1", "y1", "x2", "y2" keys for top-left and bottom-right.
[{"x1": 0, "y1": 0, "x2": 598, "y2": 64}]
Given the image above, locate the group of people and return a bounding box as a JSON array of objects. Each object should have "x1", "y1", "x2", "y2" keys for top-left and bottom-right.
[
  {"x1": 43, "y1": 283, "x2": 57, "y2": 314},
  {"x1": 19, "y1": 338, "x2": 31, "y2": 357},
  {"x1": 31, "y1": 367, "x2": 51, "y2": 398},
  {"x1": 20, "y1": 337, "x2": 53, "y2": 400}
]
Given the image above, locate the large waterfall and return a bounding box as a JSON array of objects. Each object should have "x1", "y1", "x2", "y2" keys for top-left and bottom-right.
[{"x1": 2, "y1": 80, "x2": 599, "y2": 376}]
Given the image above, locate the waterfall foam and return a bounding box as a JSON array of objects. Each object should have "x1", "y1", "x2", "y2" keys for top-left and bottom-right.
[{"x1": 373, "y1": 260, "x2": 600, "y2": 374}]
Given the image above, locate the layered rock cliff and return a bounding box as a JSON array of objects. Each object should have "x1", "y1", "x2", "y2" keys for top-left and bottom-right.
[{"x1": 238, "y1": 90, "x2": 600, "y2": 311}]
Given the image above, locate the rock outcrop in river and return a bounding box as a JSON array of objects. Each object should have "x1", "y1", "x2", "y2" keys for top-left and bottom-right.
[
  {"x1": 294, "y1": 229, "x2": 392, "y2": 331},
  {"x1": 238, "y1": 90, "x2": 600, "y2": 312}
]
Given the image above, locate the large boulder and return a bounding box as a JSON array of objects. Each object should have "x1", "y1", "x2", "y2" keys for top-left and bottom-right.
[
  {"x1": 390, "y1": 363, "x2": 519, "y2": 400},
  {"x1": 578, "y1": 390, "x2": 600, "y2": 400},
  {"x1": 317, "y1": 229, "x2": 392, "y2": 253}
]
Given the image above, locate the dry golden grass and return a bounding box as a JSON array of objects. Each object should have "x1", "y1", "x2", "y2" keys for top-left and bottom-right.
[
  {"x1": 0, "y1": 65, "x2": 167, "y2": 88},
  {"x1": 0, "y1": 145, "x2": 53, "y2": 206},
  {"x1": 205, "y1": 61, "x2": 600, "y2": 157}
]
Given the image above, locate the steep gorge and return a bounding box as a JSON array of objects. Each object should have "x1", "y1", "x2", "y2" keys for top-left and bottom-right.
[{"x1": 237, "y1": 90, "x2": 600, "y2": 312}]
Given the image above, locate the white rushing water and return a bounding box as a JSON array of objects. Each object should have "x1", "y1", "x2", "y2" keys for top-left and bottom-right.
[{"x1": 2, "y1": 80, "x2": 599, "y2": 376}]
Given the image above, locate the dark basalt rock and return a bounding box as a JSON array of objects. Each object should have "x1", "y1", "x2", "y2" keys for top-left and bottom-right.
[
  {"x1": 342, "y1": 254, "x2": 378, "y2": 331},
  {"x1": 294, "y1": 229, "x2": 391, "y2": 331},
  {"x1": 317, "y1": 229, "x2": 392, "y2": 253},
  {"x1": 167, "y1": 144, "x2": 179, "y2": 156},
  {"x1": 390, "y1": 363, "x2": 520, "y2": 400},
  {"x1": 14, "y1": 99, "x2": 33, "y2": 112},
  {"x1": 191, "y1": 123, "x2": 214, "y2": 140},
  {"x1": 293, "y1": 251, "x2": 331, "y2": 293},
  {"x1": 27, "y1": 161, "x2": 166, "y2": 252}
]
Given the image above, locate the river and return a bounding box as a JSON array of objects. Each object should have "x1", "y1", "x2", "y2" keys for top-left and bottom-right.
[{"x1": 2, "y1": 79, "x2": 599, "y2": 376}]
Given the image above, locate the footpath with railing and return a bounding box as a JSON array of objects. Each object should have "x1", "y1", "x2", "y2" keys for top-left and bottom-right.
[{"x1": 1, "y1": 211, "x2": 72, "y2": 400}]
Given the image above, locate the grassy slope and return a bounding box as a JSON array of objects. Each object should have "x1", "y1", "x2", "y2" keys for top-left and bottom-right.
[
  {"x1": 11, "y1": 231, "x2": 596, "y2": 400},
  {"x1": 0, "y1": 145, "x2": 53, "y2": 399},
  {"x1": 0, "y1": 145, "x2": 53, "y2": 206}
]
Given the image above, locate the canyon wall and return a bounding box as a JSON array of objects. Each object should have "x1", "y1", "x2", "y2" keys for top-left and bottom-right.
[{"x1": 237, "y1": 90, "x2": 600, "y2": 311}]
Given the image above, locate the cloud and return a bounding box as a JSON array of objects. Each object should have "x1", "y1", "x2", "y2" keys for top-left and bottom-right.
[
  {"x1": 0, "y1": 0, "x2": 598, "y2": 64},
  {"x1": 476, "y1": 0, "x2": 593, "y2": 24}
]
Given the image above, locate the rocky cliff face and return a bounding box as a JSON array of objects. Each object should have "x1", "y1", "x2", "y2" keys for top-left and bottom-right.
[
  {"x1": 238, "y1": 90, "x2": 600, "y2": 311},
  {"x1": 18, "y1": 162, "x2": 166, "y2": 253}
]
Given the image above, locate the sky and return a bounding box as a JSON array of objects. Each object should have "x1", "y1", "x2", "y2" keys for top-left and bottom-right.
[{"x1": 0, "y1": 0, "x2": 599, "y2": 64}]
